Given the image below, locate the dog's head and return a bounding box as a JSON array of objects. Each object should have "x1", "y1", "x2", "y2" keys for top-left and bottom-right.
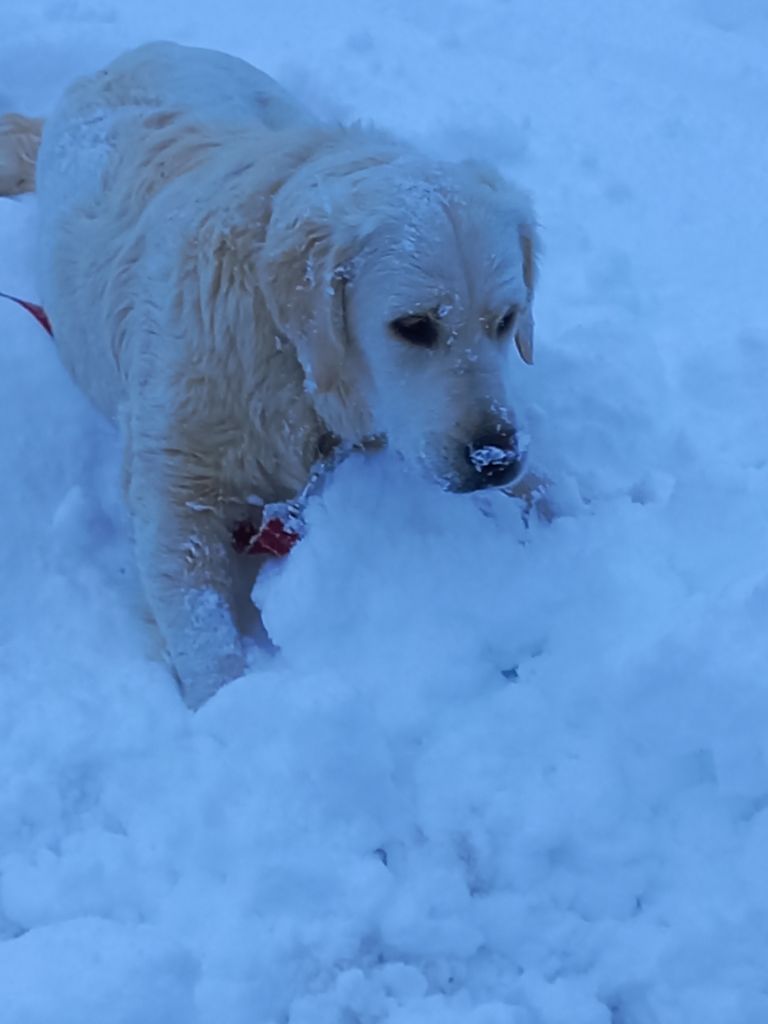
[{"x1": 259, "y1": 142, "x2": 538, "y2": 492}]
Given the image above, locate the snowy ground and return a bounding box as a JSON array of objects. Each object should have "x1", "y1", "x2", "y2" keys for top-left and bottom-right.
[{"x1": 2, "y1": 1, "x2": 768, "y2": 1021}]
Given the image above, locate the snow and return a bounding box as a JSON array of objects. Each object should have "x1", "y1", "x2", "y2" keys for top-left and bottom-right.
[
  {"x1": 468, "y1": 445, "x2": 518, "y2": 471},
  {"x1": 2, "y1": 1, "x2": 768, "y2": 1021}
]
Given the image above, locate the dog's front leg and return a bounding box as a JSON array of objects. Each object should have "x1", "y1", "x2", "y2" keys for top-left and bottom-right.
[{"x1": 128, "y1": 450, "x2": 245, "y2": 709}]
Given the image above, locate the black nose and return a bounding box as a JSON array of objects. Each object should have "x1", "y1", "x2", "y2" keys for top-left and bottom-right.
[{"x1": 465, "y1": 431, "x2": 524, "y2": 488}]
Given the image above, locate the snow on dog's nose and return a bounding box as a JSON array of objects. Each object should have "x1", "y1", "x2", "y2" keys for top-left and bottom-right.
[{"x1": 464, "y1": 429, "x2": 526, "y2": 490}]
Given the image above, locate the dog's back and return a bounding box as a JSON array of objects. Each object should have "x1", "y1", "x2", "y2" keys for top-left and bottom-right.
[
  {"x1": 7, "y1": 42, "x2": 316, "y2": 204},
  {"x1": 1, "y1": 42, "x2": 313, "y2": 173},
  {"x1": 102, "y1": 41, "x2": 315, "y2": 131},
  {"x1": 0, "y1": 42, "x2": 320, "y2": 419},
  {"x1": 1, "y1": 41, "x2": 315, "y2": 206}
]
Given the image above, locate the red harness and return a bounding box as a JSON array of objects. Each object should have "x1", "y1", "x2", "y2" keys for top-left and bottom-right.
[
  {"x1": 2, "y1": 290, "x2": 303, "y2": 557},
  {"x1": 0, "y1": 291, "x2": 54, "y2": 336},
  {"x1": 231, "y1": 513, "x2": 302, "y2": 557}
]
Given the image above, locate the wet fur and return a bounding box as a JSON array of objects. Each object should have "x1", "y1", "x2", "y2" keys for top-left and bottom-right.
[{"x1": 0, "y1": 42, "x2": 538, "y2": 707}]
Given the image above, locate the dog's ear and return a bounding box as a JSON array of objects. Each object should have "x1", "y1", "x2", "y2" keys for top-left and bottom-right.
[
  {"x1": 259, "y1": 190, "x2": 353, "y2": 394},
  {"x1": 515, "y1": 222, "x2": 538, "y2": 366},
  {"x1": 460, "y1": 159, "x2": 539, "y2": 365}
]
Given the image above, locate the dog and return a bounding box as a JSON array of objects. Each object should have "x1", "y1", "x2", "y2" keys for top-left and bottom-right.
[{"x1": 0, "y1": 42, "x2": 539, "y2": 708}]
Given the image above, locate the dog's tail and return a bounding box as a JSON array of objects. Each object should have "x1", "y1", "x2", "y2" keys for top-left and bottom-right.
[{"x1": 0, "y1": 114, "x2": 44, "y2": 196}]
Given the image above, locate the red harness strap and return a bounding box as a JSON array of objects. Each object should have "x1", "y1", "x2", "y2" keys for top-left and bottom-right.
[
  {"x1": 231, "y1": 516, "x2": 302, "y2": 557},
  {"x1": 0, "y1": 291, "x2": 54, "y2": 336}
]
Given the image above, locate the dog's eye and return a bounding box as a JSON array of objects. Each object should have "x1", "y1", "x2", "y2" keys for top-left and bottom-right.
[
  {"x1": 390, "y1": 315, "x2": 438, "y2": 348},
  {"x1": 496, "y1": 307, "x2": 519, "y2": 339}
]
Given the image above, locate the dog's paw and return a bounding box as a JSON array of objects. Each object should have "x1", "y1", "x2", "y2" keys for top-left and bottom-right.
[
  {"x1": 176, "y1": 646, "x2": 246, "y2": 711},
  {"x1": 166, "y1": 587, "x2": 247, "y2": 710}
]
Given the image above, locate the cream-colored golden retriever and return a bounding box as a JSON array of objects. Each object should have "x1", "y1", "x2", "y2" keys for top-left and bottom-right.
[{"x1": 0, "y1": 42, "x2": 538, "y2": 707}]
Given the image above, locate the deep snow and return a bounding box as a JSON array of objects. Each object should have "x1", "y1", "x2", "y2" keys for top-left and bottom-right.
[{"x1": 2, "y1": 1, "x2": 768, "y2": 1022}]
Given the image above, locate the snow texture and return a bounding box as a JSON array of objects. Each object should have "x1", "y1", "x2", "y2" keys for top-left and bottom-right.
[
  {"x1": 468, "y1": 445, "x2": 517, "y2": 471},
  {"x1": 2, "y1": 1, "x2": 768, "y2": 1022}
]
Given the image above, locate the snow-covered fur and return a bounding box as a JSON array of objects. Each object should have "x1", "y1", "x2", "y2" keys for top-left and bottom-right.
[{"x1": 0, "y1": 42, "x2": 538, "y2": 707}]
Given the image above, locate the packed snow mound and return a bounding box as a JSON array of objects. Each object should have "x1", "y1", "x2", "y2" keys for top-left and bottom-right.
[{"x1": 2, "y1": 0, "x2": 768, "y2": 1021}]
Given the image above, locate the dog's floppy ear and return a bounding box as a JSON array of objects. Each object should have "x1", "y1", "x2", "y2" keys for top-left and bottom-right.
[
  {"x1": 515, "y1": 222, "x2": 538, "y2": 366},
  {"x1": 259, "y1": 185, "x2": 354, "y2": 394},
  {"x1": 461, "y1": 159, "x2": 539, "y2": 365}
]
